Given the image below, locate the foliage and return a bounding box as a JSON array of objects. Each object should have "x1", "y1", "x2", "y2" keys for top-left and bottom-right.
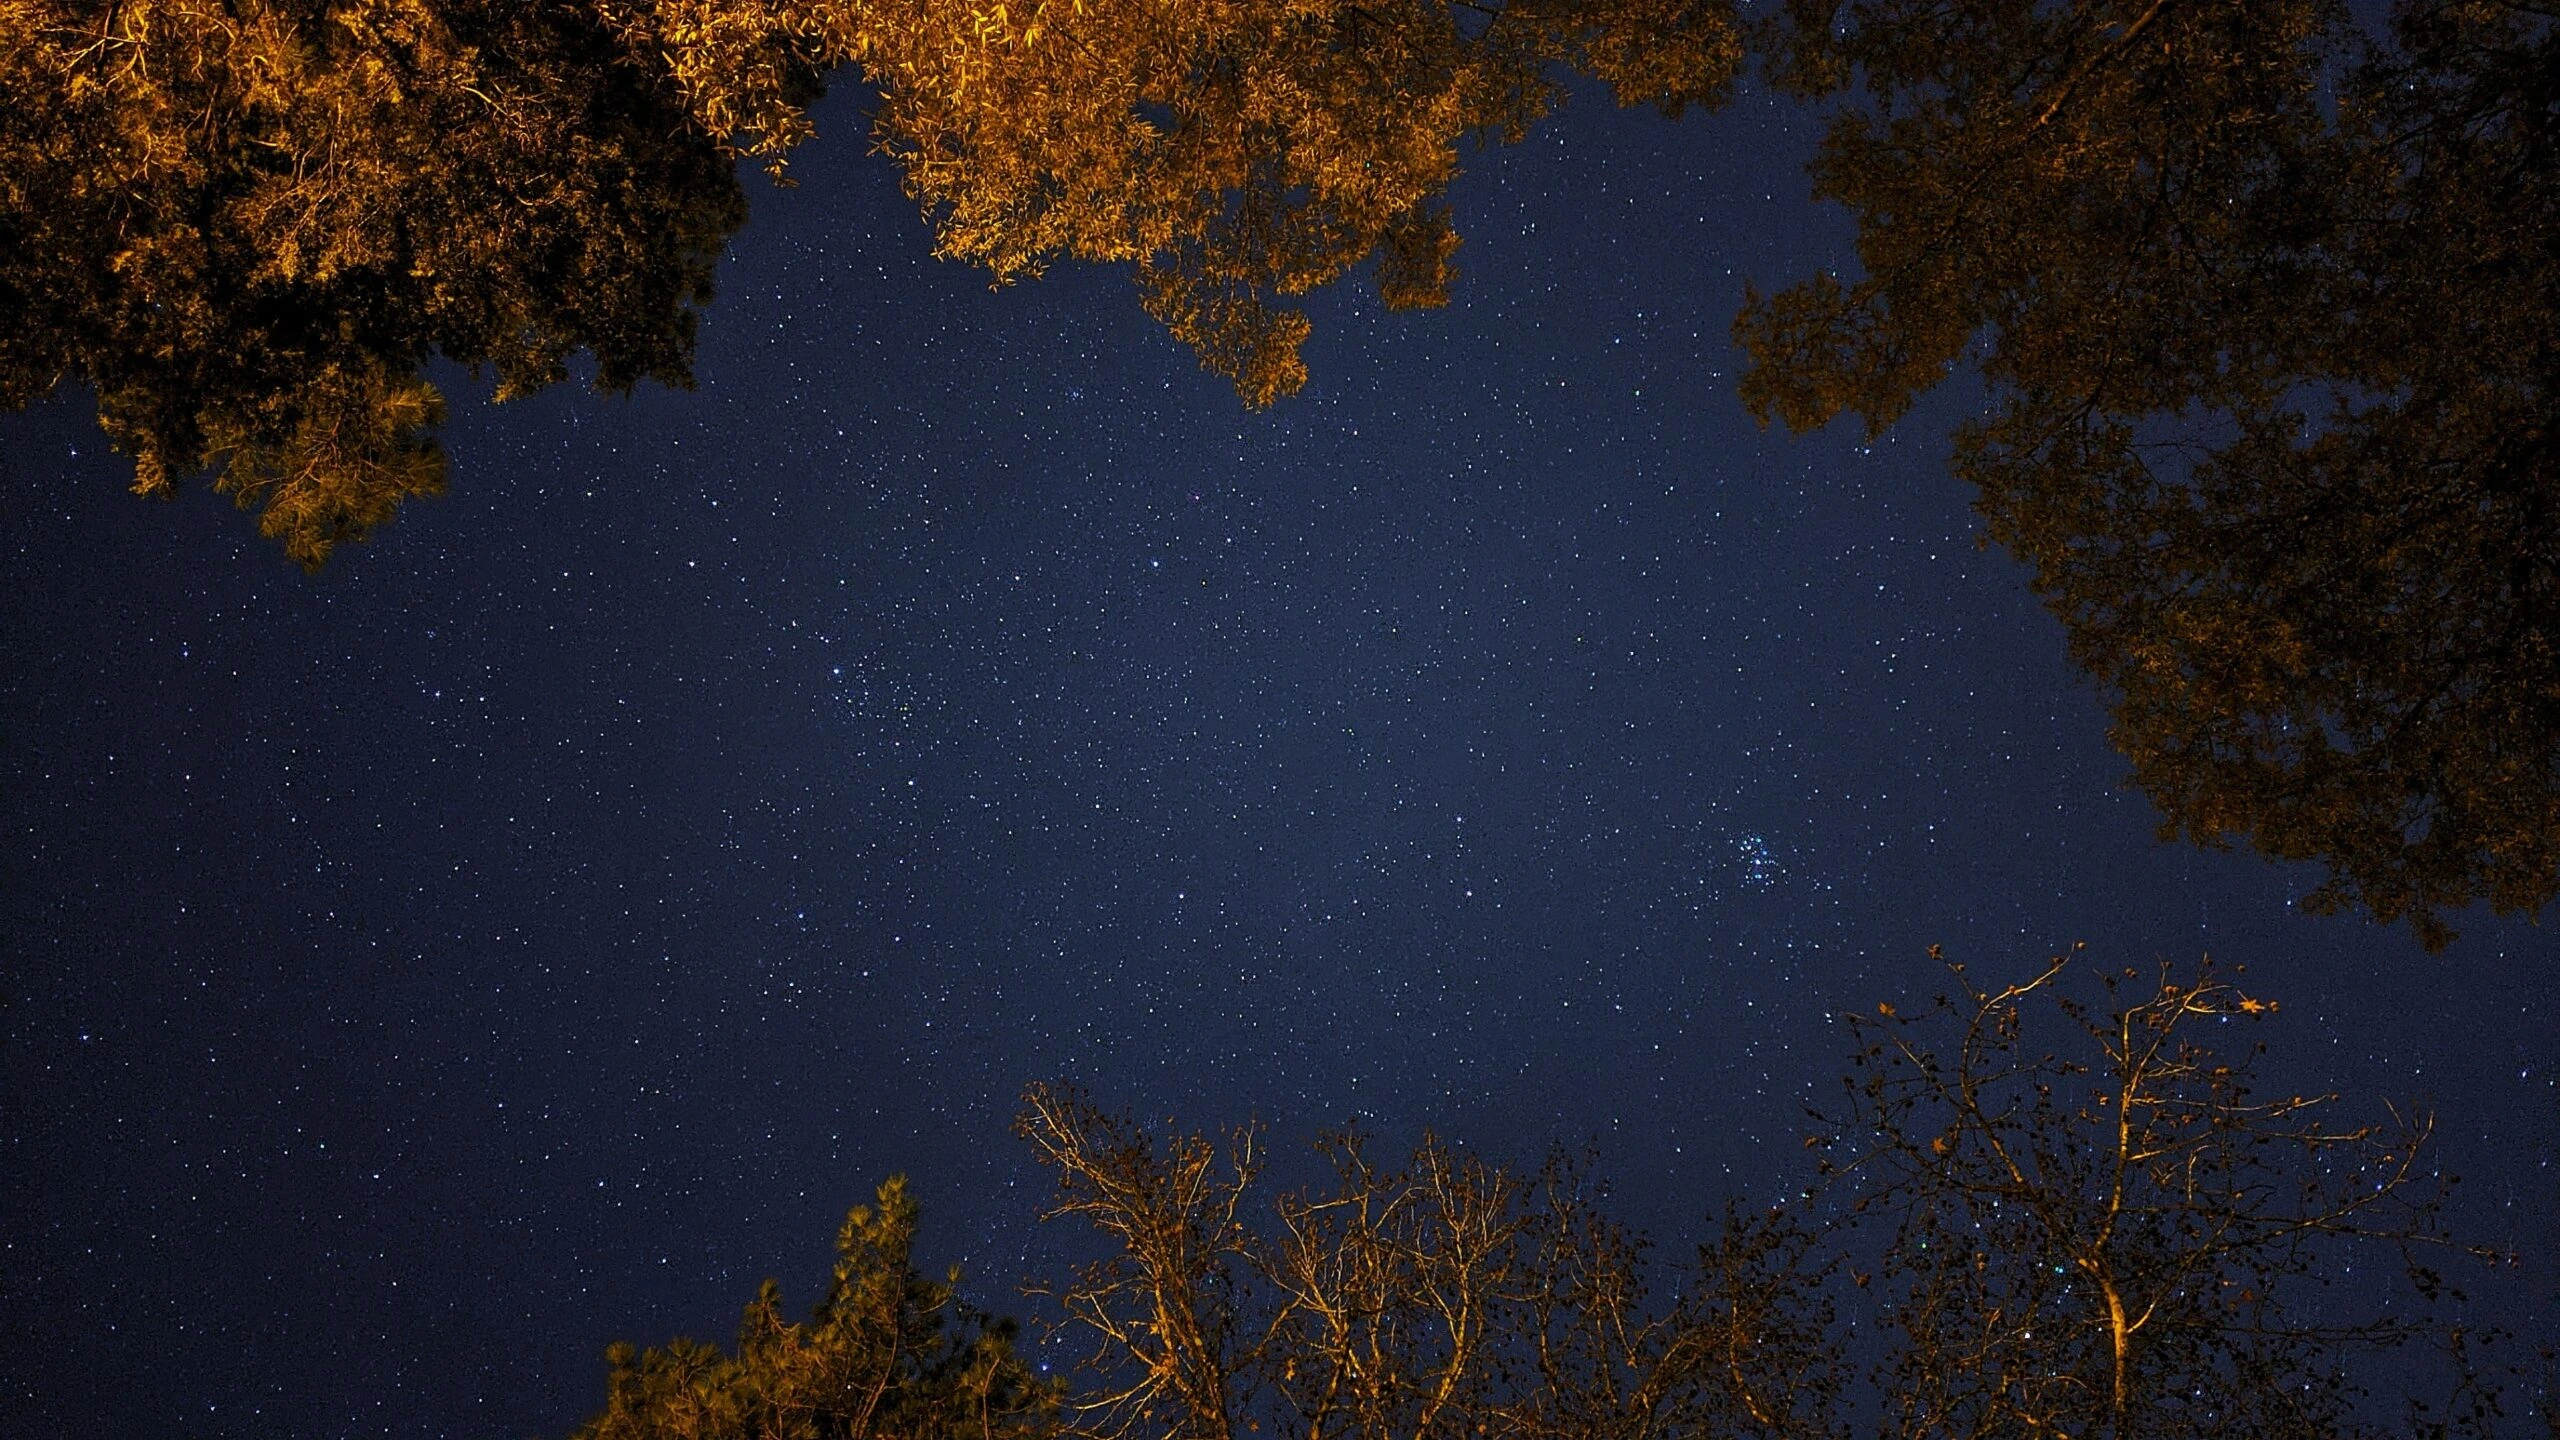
[
  {"x1": 574, "y1": 1174, "x2": 1057, "y2": 1440},
  {"x1": 13, "y1": 3, "x2": 2555, "y2": 948},
  {"x1": 2, "y1": 0, "x2": 1736, "y2": 563},
  {"x1": 0, "y1": 0, "x2": 776, "y2": 566},
  {"x1": 1737, "y1": 0, "x2": 2560, "y2": 946},
  {"x1": 845, "y1": 0, "x2": 1741, "y2": 407}
]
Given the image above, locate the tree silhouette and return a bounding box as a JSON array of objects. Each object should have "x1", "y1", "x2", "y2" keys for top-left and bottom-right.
[
  {"x1": 576, "y1": 954, "x2": 2533, "y2": 1439},
  {"x1": 1738, "y1": 0, "x2": 2560, "y2": 946},
  {"x1": 1808, "y1": 946, "x2": 2509, "y2": 1440}
]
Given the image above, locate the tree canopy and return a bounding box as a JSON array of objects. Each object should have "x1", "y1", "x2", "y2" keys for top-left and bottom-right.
[
  {"x1": 577, "y1": 953, "x2": 2533, "y2": 1440},
  {"x1": 1737, "y1": 0, "x2": 2560, "y2": 946},
  {"x1": 0, "y1": 0, "x2": 777, "y2": 566},
  {"x1": 850, "y1": 0, "x2": 1741, "y2": 406},
  {"x1": 573, "y1": 1174, "x2": 1055, "y2": 1440},
  {"x1": 0, "y1": 0, "x2": 1736, "y2": 564},
  {"x1": 7, "y1": 0, "x2": 2554, "y2": 941}
]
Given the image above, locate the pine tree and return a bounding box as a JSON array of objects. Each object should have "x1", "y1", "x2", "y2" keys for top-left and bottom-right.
[{"x1": 575, "y1": 1175, "x2": 1057, "y2": 1440}]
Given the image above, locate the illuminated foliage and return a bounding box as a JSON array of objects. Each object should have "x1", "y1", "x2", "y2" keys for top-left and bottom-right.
[
  {"x1": 845, "y1": 0, "x2": 1741, "y2": 406},
  {"x1": 1737, "y1": 0, "x2": 2560, "y2": 945},
  {"x1": 2, "y1": 0, "x2": 1737, "y2": 563},
  {"x1": 575, "y1": 1175, "x2": 1056, "y2": 1440},
  {"x1": 1011, "y1": 1078, "x2": 1831, "y2": 1440},
  {"x1": 0, "y1": 0, "x2": 767, "y2": 566},
  {"x1": 609, "y1": 955, "x2": 2523, "y2": 1440}
]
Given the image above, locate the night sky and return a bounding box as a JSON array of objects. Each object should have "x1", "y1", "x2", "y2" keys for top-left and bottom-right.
[{"x1": 4, "y1": 78, "x2": 2553, "y2": 1439}]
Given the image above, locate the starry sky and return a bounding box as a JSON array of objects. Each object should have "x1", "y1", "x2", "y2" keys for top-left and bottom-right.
[{"x1": 4, "y1": 76, "x2": 2553, "y2": 1440}]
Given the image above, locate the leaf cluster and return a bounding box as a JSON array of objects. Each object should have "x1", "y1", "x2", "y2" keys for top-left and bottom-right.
[
  {"x1": 1, "y1": 0, "x2": 768, "y2": 565},
  {"x1": 1, "y1": 0, "x2": 1743, "y2": 561},
  {"x1": 1735, "y1": 0, "x2": 2560, "y2": 945},
  {"x1": 575, "y1": 1174, "x2": 1058, "y2": 1440},
  {"x1": 849, "y1": 0, "x2": 1742, "y2": 406}
]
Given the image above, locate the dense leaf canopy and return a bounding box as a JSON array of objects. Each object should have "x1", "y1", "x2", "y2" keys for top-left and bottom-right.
[
  {"x1": 1738, "y1": 0, "x2": 2560, "y2": 945},
  {"x1": 5, "y1": 0, "x2": 2553, "y2": 941},
  {"x1": 0, "y1": 0, "x2": 770, "y2": 566},
  {"x1": 0, "y1": 0, "x2": 1736, "y2": 563},
  {"x1": 850, "y1": 0, "x2": 1741, "y2": 405}
]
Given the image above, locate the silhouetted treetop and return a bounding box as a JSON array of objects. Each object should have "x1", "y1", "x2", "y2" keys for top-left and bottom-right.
[
  {"x1": 573, "y1": 951, "x2": 2536, "y2": 1439},
  {"x1": 1738, "y1": 0, "x2": 2560, "y2": 947}
]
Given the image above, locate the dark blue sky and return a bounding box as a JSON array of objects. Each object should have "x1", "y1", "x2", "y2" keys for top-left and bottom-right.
[{"x1": 4, "y1": 77, "x2": 2552, "y2": 1439}]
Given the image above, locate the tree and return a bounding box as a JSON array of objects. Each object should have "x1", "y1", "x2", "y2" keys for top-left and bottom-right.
[
  {"x1": 1736, "y1": 0, "x2": 2560, "y2": 947},
  {"x1": 1014, "y1": 1078, "x2": 1833, "y2": 1440},
  {"x1": 574, "y1": 1174, "x2": 1057, "y2": 1440},
  {"x1": 0, "y1": 0, "x2": 807, "y2": 566},
  {"x1": 3, "y1": 0, "x2": 1737, "y2": 564},
  {"x1": 581, "y1": 955, "x2": 2533, "y2": 1439},
  {"x1": 848, "y1": 0, "x2": 1743, "y2": 406},
  {"x1": 1009, "y1": 951, "x2": 2525, "y2": 1440},
  {"x1": 1808, "y1": 945, "x2": 2509, "y2": 1440}
]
